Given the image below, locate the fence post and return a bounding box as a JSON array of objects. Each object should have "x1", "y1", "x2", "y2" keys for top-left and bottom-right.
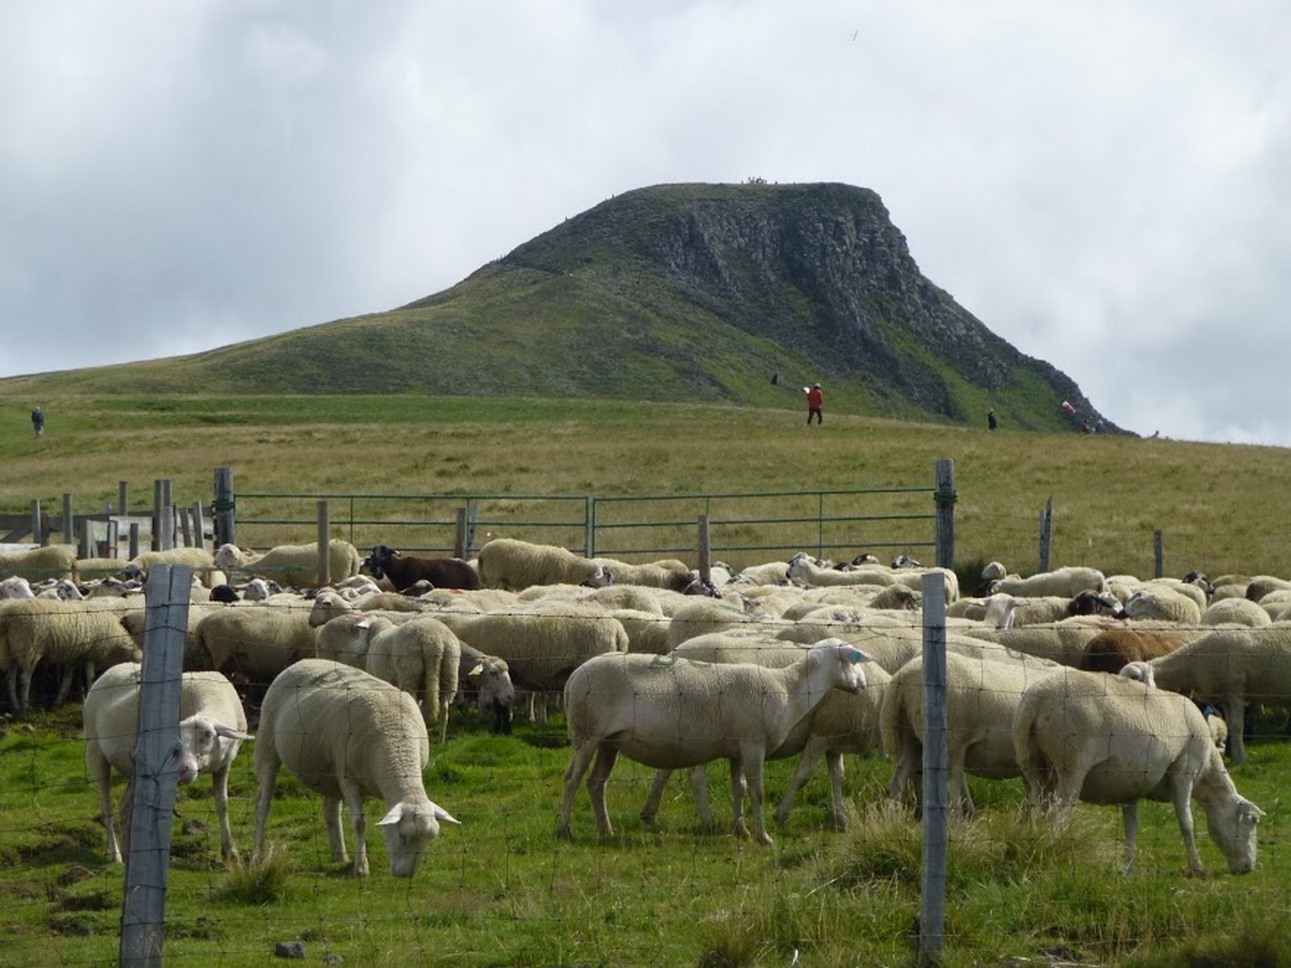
[
  {"x1": 62, "y1": 493, "x2": 74, "y2": 548},
  {"x1": 1038, "y1": 498, "x2": 1053, "y2": 572},
  {"x1": 78, "y1": 518, "x2": 92, "y2": 559},
  {"x1": 213, "y1": 467, "x2": 236, "y2": 549},
  {"x1": 919, "y1": 571, "x2": 948, "y2": 966},
  {"x1": 585, "y1": 496, "x2": 595, "y2": 558},
  {"x1": 1154, "y1": 530, "x2": 1164, "y2": 579},
  {"x1": 30, "y1": 500, "x2": 43, "y2": 546},
  {"x1": 151, "y1": 480, "x2": 163, "y2": 552},
  {"x1": 317, "y1": 501, "x2": 331, "y2": 587},
  {"x1": 158, "y1": 504, "x2": 175, "y2": 552},
  {"x1": 118, "y1": 481, "x2": 129, "y2": 517},
  {"x1": 934, "y1": 459, "x2": 956, "y2": 570},
  {"x1": 119, "y1": 564, "x2": 190, "y2": 967},
  {"x1": 697, "y1": 515, "x2": 712, "y2": 583},
  {"x1": 454, "y1": 507, "x2": 468, "y2": 559},
  {"x1": 106, "y1": 518, "x2": 120, "y2": 558},
  {"x1": 178, "y1": 506, "x2": 193, "y2": 548},
  {"x1": 190, "y1": 502, "x2": 206, "y2": 551}
]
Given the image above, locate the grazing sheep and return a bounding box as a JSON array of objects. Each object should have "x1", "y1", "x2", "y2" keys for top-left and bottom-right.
[
  {"x1": 83, "y1": 662, "x2": 249, "y2": 863},
  {"x1": 1149, "y1": 626, "x2": 1291, "y2": 764},
  {"x1": 1203, "y1": 705, "x2": 1229, "y2": 751},
  {"x1": 647, "y1": 637, "x2": 892, "y2": 830},
  {"x1": 213, "y1": 539, "x2": 361, "y2": 587},
  {"x1": 253, "y1": 659, "x2": 459, "y2": 877},
  {"x1": 476, "y1": 537, "x2": 611, "y2": 590},
  {"x1": 1122, "y1": 586, "x2": 1203, "y2": 625},
  {"x1": 1200, "y1": 597, "x2": 1272, "y2": 627},
  {"x1": 1078, "y1": 627, "x2": 1195, "y2": 675},
  {"x1": 457, "y1": 641, "x2": 516, "y2": 733},
  {"x1": 1014, "y1": 666, "x2": 1263, "y2": 874},
  {"x1": 0, "y1": 544, "x2": 78, "y2": 581},
  {"x1": 363, "y1": 544, "x2": 480, "y2": 592},
  {"x1": 990, "y1": 566, "x2": 1105, "y2": 599},
  {"x1": 557, "y1": 639, "x2": 870, "y2": 845},
  {"x1": 881, "y1": 650, "x2": 1058, "y2": 815},
  {"x1": 190, "y1": 603, "x2": 318, "y2": 689},
  {"x1": 0, "y1": 598, "x2": 142, "y2": 712}
]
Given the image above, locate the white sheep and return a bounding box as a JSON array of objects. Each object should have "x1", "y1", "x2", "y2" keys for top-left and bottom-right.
[
  {"x1": 591, "y1": 556, "x2": 696, "y2": 591},
  {"x1": 1122, "y1": 586, "x2": 1203, "y2": 625},
  {"x1": 0, "y1": 576, "x2": 35, "y2": 599},
  {"x1": 647, "y1": 636, "x2": 891, "y2": 830},
  {"x1": 786, "y1": 552, "x2": 895, "y2": 588},
  {"x1": 1013, "y1": 666, "x2": 1263, "y2": 874},
  {"x1": 556, "y1": 638, "x2": 870, "y2": 845},
  {"x1": 476, "y1": 537, "x2": 611, "y2": 590},
  {"x1": 126, "y1": 547, "x2": 220, "y2": 587},
  {"x1": 729, "y1": 559, "x2": 794, "y2": 586},
  {"x1": 213, "y1": 539, "x2": 361, "y2": 587},
  {"x1": 1149, "y1": 626, "x2": 1291, "y2": 764},
  {"x1": 665, "y1": 596, "x2": 778, "y2": 649},
  {"x1": 0, "y1": 545, "x2": 77, "y2": 581},
  {"x1": 990, "y1": 566, "x2": 1105, "y2": 599},
  {"x1": 190, "y1": 603, "x2": 318, "y2": 686},
  {"x1": 0, "y1": 598, "x2": 142, "y2": 711},
  {"x1": 83, "y1": 661, "x2": 249, "y2": 863},
  {"x1": 252, "y1": 658, "x2": 459, "y2": 877},
  {"x1": 1200, "y1": 597, "x2": 1272, "y2": 627},
  {"x1": 881, "y1": 650, "x2": 1058, "y2": 815},
  {"x1": 457, "y1": 641, "x2": 516, "y2": 733}
]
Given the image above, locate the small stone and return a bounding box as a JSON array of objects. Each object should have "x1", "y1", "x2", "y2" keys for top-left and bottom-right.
[{"x1": 273, "y1": 940, "x2": 307, "y2": 959}]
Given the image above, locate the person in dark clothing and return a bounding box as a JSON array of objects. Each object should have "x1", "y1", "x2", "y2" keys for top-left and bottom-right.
[
  {"x1": 987, "y1": 408, "x2": 998, "y2": 431},
  {"x1": 31, "y1": 406, "x2": 43, "y2": 437},
  {"x1": 805, "y1": 384, "x2": 823, "y2": 425}
]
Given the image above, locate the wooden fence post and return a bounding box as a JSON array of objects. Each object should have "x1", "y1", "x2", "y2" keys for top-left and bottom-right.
[
  {"x1": 919, "y1": 571, "x2": 948, "y2": 966},
  {"x1": 118, "y1": 481, "x2": 129, "y2": 517},
  {"x1": 191, "y1": 502, "x2": 206, "y2": 551},
  {"x1": 316, "y1": 501, "x2": 331, "y2": 586},
  {"x1": 129, "y1": 522, "x2": 141, "y2": 561},
  {"x1": 213, "y1": 467, "x2": 236, "y2": 549},
  {"x1": 1154, "y1": 530, "x2": 1164, "y2": 579},
  {"x1": 454, "y1": 508, "x2": 468, "y2": 559},
  {"x1": 62, "y1": 493, "x2": 74, "y2": 549},
  {"x1": 1038, "y1": 498, "x2": 1053, "y2": 572},
  {"x1": 119, "y1": 564, "x2": 190, "y2": 966},
  {"x1": 151, "y1": 480, "x2": 163, "y2": 552},
  {"x1": 934, "y1": 459, "x2": 956, "y2": 571},
  {"x1": 697, "y1": 514, "x2": 712, "y2": 583},
  {"x1": 30, "y1": 500, "x2": 42, "y2": 546}
]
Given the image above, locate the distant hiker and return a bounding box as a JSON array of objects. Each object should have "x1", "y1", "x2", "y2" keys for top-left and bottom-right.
[
  {"x1": 31, "y1": 406, "x2": 43, "y2": 437},
  {"x1": 987, "y1": 408, "x2": 998, "y2": 431},
  {"x1": 804, "y1": 383, "x2": 823, "y2": 425}
]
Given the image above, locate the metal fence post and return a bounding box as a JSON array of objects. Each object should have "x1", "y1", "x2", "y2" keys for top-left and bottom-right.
[{"x1": 919, "y1": 571, "x2": 948, "y2": 966}]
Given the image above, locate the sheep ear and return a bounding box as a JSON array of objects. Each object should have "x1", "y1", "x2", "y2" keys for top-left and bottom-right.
[
  {"x1": 847, "y1": 647, "x2": 870, "y2": 664},
  {"x1": 430, "y1": 801, "x2": 460, "y2": 825},
  {"x1": 376, "y1": 804, "x2": 405, "y2": 827},
  {"x1": 214, "y1": 722, "x2": 249, "y2": 741},
  {"x1": 1239, "y1": 800, "x2": 1265, "y2": 822},
  {"x1": 467, "y1": 663, "x2": 484, "y2": 678}
]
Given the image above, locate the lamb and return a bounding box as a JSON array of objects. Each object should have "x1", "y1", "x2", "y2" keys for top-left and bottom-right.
[
  {"x1": 990, "y1": 566, "x2": 1105, "y2": 599},
  {"x1": 557, "y1": 638, "x2": 870, "y2": 845},
  {"x1": 476, "y1": 537, "x2": 611, "y2": 590},
  {"x1": 1149, "y1": 626, "x2": 1291, "y2": 764},
  {"x1": 0, "y1": 545, "x2": 77, "y2": 581},
  {"x1": 83, "y1": 661, "x2": 249, "y2": 863},
  {"x1": 1200, "y1": 597, "x2": 1272, "y2": 627},
  {"x1": 252, "y1": 659, "x2": 459, "y2": 877},
  {"x1": 1077, "y1": 627, "x2": 1195, "y2": 675},
  {"x1": 881, "y1": 650, "x2": 1058, "y2": 815},
  {"x1": 363, "y1": 544, "x2": 480, "y2": 592},
  {"x1": 649, "y1": 635, "x2": 891, "y2": 830},
  {"x1": 1013, "y1": 666, "x2": 1263, "y2": 874},
  {"x1": 0, "y1": 598, "x2": 142, "y2": 712},
  {"x1": 213, "y1": 539, "x2": 361, "y2": 587}
]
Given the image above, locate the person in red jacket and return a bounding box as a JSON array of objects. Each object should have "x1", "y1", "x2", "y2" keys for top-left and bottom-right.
[{"x1": 805, "y1": 383, "x2": 823, "y2": 425}]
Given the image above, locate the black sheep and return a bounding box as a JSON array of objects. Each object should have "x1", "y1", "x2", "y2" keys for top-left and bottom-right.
[{"x1": 364, "y1": 544, "x2": 481, "y2": 592}]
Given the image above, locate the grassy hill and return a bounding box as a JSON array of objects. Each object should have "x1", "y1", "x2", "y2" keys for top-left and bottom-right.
[{"x1": 1, "y1": 183, "x2": 1108, "y2": 434}]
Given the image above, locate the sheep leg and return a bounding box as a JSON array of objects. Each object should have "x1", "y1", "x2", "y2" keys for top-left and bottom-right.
[
  {"x1": 252, "y1": 760, "x2": 280, "y2": 864},
  {"x1": 557, "y1": 740, "x2": 599, "y2": 839},
  {"x1": 689, "y1": 765, "x2": 714, "y2": 827},
  {"x1": 212, "y1": 765, "x2": 238, "y2": 861},
  {"x1": 775, "y1": 741, "x2": 826, "y2": 829},
  {"x1": 740, "y1": 748, "x2": 772, "y2": 846},
  {"x1": 585, "y1": 746, "x2": 619, "y2": 838},
  {"x1": 338, "y1": 780, "x2": 369, "y2": 876},
  {"x1": 437, "y1": 697, "x2": 450, "y2": 746},
  {"x1": 321, "y1": 796, "x2": 349, "y2": 865},
  {"x1": 1120, "y1": 802, "x2": 1139, "y2": 874},
  {"x1": 947, "y1": 752, "x2": 973, "y2": 818},
  {"x1": 639, "y1": 769, "x2": 672, "y2": 825},
  {"x1": 86, "y1": 749, "x2": 122, "y2": 863},
  {"x1": 824, "y1": 750, "x2": 848, "y2": 830},
  {"x1": 1225, "y1": 697, "x2": 1247, "y2": 765},
  {"x1": 1170, "y1": 777, "x2": 1204, "y2": 875},
  {"x1": 55, "y1": 664, "x2": 78, "y2": 706}
]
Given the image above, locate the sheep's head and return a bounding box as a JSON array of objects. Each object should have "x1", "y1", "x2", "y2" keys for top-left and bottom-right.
[
  {"x1": 362, "y1": 544, "x2": 397, "y2": 580},
  {"x1": 377, "y1": 799, "x2": 459, "y2": 877},
  {"x1": 176, "y1": 716, "x2": 248, "y2": 785},
  {"x1": 1203, "y1": 794, "x2": 1263, "y2": 875}
]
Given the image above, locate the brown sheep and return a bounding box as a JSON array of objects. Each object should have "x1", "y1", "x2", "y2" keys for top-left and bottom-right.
[{"x1": 1078, "y1": 627, "x2": 1195, "y2": 675}]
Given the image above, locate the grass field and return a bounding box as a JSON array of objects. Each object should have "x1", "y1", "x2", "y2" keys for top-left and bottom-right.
[{"x1": 2, "y1": 392, "x2": 1290, "y2": 967}]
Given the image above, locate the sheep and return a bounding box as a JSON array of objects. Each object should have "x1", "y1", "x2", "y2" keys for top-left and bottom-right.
[
  {"x1": 1078, "y1": 627, "x2": 1195, "y2": 675},
  {"x1": 957, "y1": 619, "x2": 1113, "y2": 667},
  {"x1": 190, "y1": 603, "x2": 318, "y2": 689},
  {"x1": 590, "y1": 556, "x2": 696, "y2": 591},
  {"x1": 0, "y1": 544, "x2": 78, "y2": 581},
  {"x1": 881, "y1": 650, "x2": 1058, "y2": 815},
  {"x1": 1149, "y1": 626, "x2": 1291, "y2": 764},
  {"x1": 990, "y1": 566, "x2": 1105, "y2": 599},
  {"x1": 456, "y1": 641, "x2": 516, "y2": 733},
  {"x1": 213, "y1": 539, "x2": 361, "y2": 587},
  {"x1": 0, "y1": 598, "x2": 142, "y2": 712},
  {"x1": 1244, "y1": 575, "x2": 1291, "y2": 602},
  {"x1": 252, "y1": 659, "x2": 459, "y2": 877},
  {"x1": 1122, "y1": 586, "x2": 1203, "y2": 625},
  {"x1": 666, "y1": 596, "x2": 778, "y2": 649},
  {"x1": 786, "y1": 552, "x2": 895, "y2": 588},
  {"x1": 82, "y1": 662, "x2": 249, "y2": 863},
  {"x1": 557, "y1": 638, "x2": 870, "y2": 845},
  {"x1": 605, "y1": 608, "x2": 672, "y2": 655},
  {"x1": 126, "y1": 547, "x2": 219, "y2": 587},
  {"x1": 1013, "y1": 666, "x2": 1263, "y2": 874},
  {"x1": 729, "y1": 560, "x2": 794, "y2": 586},
  {"x1": 1201, "y1": 597, "x2": 1272, "y2": 627},
  {"x1": 363, "y1": 544, "x2": 480, "y2": 592},
  {"x1": 475, "y1": 537, "x2": 611, "y2": 590},
  {"x1": 0, "y1": 576, "x2": 35, "y2": 599},
  {"x1": 1117, "y1": 659, "x2": 1156, "y2": 688},
  {"x1": 649, "y1": 635, "x2": 892, "y2": 830}
]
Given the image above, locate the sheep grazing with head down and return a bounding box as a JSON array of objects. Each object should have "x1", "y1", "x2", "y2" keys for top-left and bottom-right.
[
  {"x1": 363, "y1": 544, "x2": 480, "y2": 592},
  {"x1": 557, "y1": 638, "x2": 870, "y2": 845},
  {"x1": 1014, "y1": 666, "x2": 1263, "y2": 874},
  {"x1": 253, "y1": 659, "x2": 460, "y2": 877},
  {"x1": 83, "y1": 662, "x2": 249, "y2": 863}
]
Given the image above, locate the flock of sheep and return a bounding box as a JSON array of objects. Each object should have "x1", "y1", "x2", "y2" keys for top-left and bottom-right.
[{"x1": 1, "y1": 536, "x2": 1285, "y2": 878}]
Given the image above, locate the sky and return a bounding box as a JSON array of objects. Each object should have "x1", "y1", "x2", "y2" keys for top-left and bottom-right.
[{"x1": 3, "y1": 2, "x2": 1289, "y2": 446}]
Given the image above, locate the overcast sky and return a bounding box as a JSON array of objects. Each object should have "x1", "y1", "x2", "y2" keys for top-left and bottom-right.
[{"x1": 3, "y1": 2, "x2": 1288, "y2": 446}]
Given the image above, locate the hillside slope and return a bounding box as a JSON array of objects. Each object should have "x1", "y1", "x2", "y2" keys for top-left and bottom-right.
[{"x1": 2, "y1": 182, "x2": 1112, "y2": 433}]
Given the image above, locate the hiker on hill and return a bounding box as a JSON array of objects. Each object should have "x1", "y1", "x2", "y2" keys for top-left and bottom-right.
[
  {"x1": 987, "y1": 408, "x2": 998, "y2": 431},
  {"x1": 804, "y1": 384, "x2": 823, "y2": 425},
  {"x1": 31, "y1": 406, "x2": 43, "y2": 437}
]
